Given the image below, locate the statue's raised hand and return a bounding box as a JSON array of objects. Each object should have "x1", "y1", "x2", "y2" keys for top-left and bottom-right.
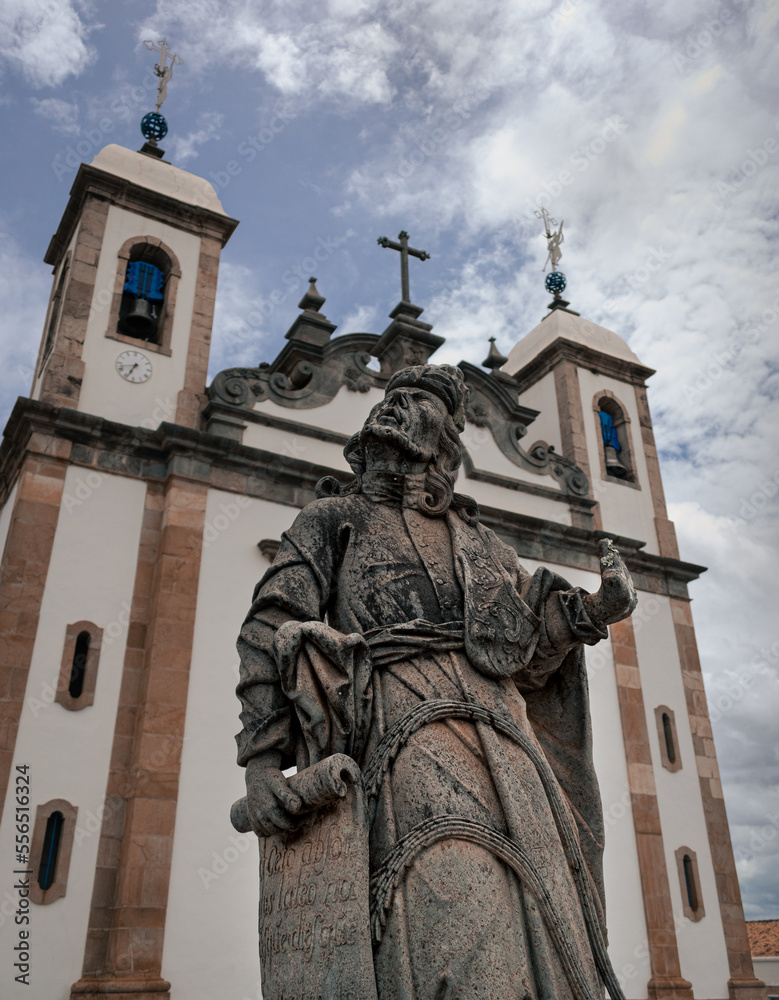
[
  {"x1": 584, "y1": 538, "x2": 638, "y2": 627},
  {"x1": 244, "y1": 754, "x2": 304, "y2": 838}
]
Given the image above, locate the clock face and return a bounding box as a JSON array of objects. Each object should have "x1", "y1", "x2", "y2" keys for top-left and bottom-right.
[{"x1": 116, "y1": 350, "x2": 152, "y2": 384}]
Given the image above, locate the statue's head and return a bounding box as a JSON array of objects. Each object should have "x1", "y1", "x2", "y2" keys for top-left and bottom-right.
[
  {"x1": 383, "y1": 364, "x2": 467, "y2": 433},
  {"x1": 328, "y1": 364, "x2": 468, "y2": 516},
  {"x1": 358, "y1": 364, "x2": 467, "y2": 465}
]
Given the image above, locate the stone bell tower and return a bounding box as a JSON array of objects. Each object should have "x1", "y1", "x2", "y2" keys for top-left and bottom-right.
[
  {"x1": 0, "y1": 93, "x2": 237, "y2": 995},
  {"x1": 501, "y1": 245, "x2": 764, "y2": 1000},
  {"x1": 32, "y1": 142, "x2": 237, "y2": 429}
]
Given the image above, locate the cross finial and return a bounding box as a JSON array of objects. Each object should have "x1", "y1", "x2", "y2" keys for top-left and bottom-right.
[
  {"x1": 144, "y1": 39, "x2": 184, "y2": 113},
  {"x1": 377, "y1": 230, "x2": 430, "y2": 304},
  {"x1": 534, "y1": 209, "x2": 564, "y2": 272}
]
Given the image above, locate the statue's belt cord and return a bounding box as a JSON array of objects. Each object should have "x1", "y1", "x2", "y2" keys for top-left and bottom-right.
[{"x1": 364, "y1": 699, "x2": 626, "y2": 1000}]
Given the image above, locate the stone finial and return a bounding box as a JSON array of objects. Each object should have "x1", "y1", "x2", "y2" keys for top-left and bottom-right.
[
  {"x1": 481, "y1": 337, "x2": 509, "y2": 371},
  {"x1": 284, "y1": 277, "x2": 336, "y2": 346},
  {"x1": 298, "y1": 277, "x2": 326, "y2": 314}
]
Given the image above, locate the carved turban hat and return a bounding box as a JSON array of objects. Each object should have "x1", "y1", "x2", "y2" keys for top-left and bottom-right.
[{"x1": 385, "y1": 364, "x2": 467, "y2": 433}]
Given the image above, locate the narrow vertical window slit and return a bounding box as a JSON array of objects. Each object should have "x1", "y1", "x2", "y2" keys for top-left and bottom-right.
[
  {"x1": 69, "y1": 630, "x2": 90, "y2": 699},
  {"x1": 38, "y1": 811, "x2": 64, "y2": 892},
  {"x1": 662, "y1": 711, "x2": 676, "y2": 764},
  {"x1": 683, "y1": 853, "x2": 698, "y2": 912}
]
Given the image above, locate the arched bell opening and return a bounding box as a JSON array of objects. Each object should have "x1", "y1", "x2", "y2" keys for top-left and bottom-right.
[
  {"x1": 593, "y1": 392, "x2": 637, "y2": 485},
  {"x1": 117, "y1": 244, "x2": 172, "y2": 344}
]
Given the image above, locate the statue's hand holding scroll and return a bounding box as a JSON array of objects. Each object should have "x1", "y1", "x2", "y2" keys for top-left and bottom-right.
[
  {"x1": 244, "y1": 752, "x2": 304, "y2": 837},
  {"x1": 584, "y1": 538, "x2": 638, "y2": 627}
]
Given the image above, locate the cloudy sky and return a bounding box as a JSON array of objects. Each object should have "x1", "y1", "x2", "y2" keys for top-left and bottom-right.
[{"x1": 1, "y1": 0, "x2": 777, "y2": 922}]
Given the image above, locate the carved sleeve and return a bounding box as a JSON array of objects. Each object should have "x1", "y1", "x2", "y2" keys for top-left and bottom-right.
[
  {"x1": 514, "y1": 565, "x2": 608, "y2": 692},
  {"x1": 235, "y1": 505, "x2": 337, "y2": 768}
]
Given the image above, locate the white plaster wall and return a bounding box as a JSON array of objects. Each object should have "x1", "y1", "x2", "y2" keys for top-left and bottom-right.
[
  {"x1": 76, "y1": 204, "x2": 203, "y2": 428},
  {"x1": 520, "y1": 556, "x2": 651, "y2": 996},
  {"x1": 461, "y1": 421, "x2": 564, "y2": 492},
  {"x1": 0, "y1": 468, "x2": 146, "y2": 999},
  {"x1": 162, "y1": 490, "x2": 297, "y2": 999},
  {"x1": 753, "y1": 956, "x2": 779, "y2": 989},
  {"x1": 454, "y1": 469, "x2": 572, "y2": 525},
  {"x1": 241, "y1": 386, "x2": 569, "y2": 523},
  {"x1": 577, "y1": 369, "x2": 659, "y2": 554},
  {"x1": 241, "y1": 419, "x2": 351, "y2": 478},
  {"x1": 633, "y1": 594, "x2": 731, "y2": 997},
  {"x1": 249, "y1": 384, "x2": 383, "y2": 440},
  {"x1": 515, "y1": 370, "x2": 563, "y2": 453}
]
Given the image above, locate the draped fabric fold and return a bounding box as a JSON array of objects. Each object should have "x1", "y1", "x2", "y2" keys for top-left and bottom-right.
[{"x1": 273, "y1": 620, "x2": 373, "y2": 767}]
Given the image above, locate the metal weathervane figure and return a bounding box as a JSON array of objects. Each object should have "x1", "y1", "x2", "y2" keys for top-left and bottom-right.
[
  {"x1": 535, "y1": 208, "x2": 568, "y2": 303},
  {"x1": 535, "y1": 208, "x2": 564, "y2": 272},
  {"x1": 139, "y1": 39, "x2": 183, "y2": 150},
  {"x1": 144, "y1": 38, "x2": 184, "y2": 113}
]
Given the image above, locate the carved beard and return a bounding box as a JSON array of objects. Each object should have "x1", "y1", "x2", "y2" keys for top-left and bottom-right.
[{"x1": 359, "y1": 419, "x2": 434, "y2": 463}]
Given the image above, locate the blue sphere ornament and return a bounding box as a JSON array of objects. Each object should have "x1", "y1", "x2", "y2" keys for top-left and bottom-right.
[
  {"x1": 545, "y1": 271, "x2": 567, "y2": 295},
  {"x1": 141, "y1": 112, "x2": 168, "y2": 142}
]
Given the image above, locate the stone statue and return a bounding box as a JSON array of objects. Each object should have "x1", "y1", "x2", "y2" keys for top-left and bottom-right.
[{"x1": 235, "y1": 364, "x2": 637, "y2": 1000}]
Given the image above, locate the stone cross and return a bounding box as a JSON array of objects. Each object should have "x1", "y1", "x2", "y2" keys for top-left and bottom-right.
[
  {"x1": 377, "y1": 230, "x2": 430, "y2": 304},
  {"x1": 144, "y1": 39, "x2": 184, "y2": 113}
]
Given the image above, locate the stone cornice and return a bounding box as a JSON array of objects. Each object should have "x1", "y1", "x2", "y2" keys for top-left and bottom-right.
[
  {"x1": 0, "y1": 400, "x2": 350, "y2": 512},
  {"x1": 461, "y1": 452, "x2": 594, "y2": 509},
  {"x1": 0, "y1": 399, "x2": 706, "y2": 596},
  {"x1": 478, "y1": 503, "x2": 706, "y2": 599},
  {"x1": 205, "y1": 402, "x2": 354, "y2": 446},
  {"x1": 45, "y1": 163, "x2": 239, "y2": 267},
  {"x1": 510, "y1": 336, "x2": 656, "y2": 391}
]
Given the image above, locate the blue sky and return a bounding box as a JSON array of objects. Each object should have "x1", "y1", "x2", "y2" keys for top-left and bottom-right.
[{"x1": 1, "y1": 0, "x2": 778, "y2": 922}]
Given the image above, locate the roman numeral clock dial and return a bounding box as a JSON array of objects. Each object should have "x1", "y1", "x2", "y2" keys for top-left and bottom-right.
[{"x1": 115, "y1": 350, "x2": 152, "y2": 383}]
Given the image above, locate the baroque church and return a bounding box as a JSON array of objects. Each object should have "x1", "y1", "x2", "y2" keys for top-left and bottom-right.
[{"x1": 0, "y1": 127, "x2": 767, "y2": 1000}]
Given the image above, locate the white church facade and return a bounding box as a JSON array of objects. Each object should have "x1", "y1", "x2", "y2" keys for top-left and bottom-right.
[{"x1": 0, "y1": 140, "x2": 766, "y2": 1000}]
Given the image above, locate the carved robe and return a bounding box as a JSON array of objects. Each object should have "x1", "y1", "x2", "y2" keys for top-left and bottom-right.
[{"x1": 237, "y1": 480, "x2": 625, "y2": 1000}]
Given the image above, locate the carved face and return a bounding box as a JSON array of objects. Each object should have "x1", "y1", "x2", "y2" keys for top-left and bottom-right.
[{"x1": 361, "y1": 387, "x2": 449, "y2": 462}]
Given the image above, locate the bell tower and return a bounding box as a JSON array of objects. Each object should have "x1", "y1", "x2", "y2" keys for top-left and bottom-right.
[
  {"x1": 32, "y1": 133, "x2": 237, "y2": 430},
  {"x1": 502, "y1": 219, "x2": 765, "y2": 1000},
  {"x1": 0, "y1": 65, "x2": 237, "y2": 998}
]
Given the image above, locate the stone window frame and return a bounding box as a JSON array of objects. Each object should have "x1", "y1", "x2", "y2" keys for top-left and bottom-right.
[
  {"x1": 655, "y1": 704, "x2": 682, "y2": 773},
  {"x1": 592, "y1": 389, "x2": 640, "y2": 489},
  {"x1": 55, "y1": 620, "x2": 103, "y2": 711},
  {"x1": 105, "y1": 236, "x2": 182, "y2": 357},
  {"x1": 675, "y1": 845, "x2": 705, "y2": 921},
  {"x1": 37, "y1": 251, "x2": 72, "y2": 376},
  {"x1": 29, "y1": 799, "x2": 78, "y2": 905}
]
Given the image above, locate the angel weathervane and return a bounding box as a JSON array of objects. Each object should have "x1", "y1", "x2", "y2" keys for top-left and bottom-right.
[
  {"x1": 139, "y1": 39, "x2": 183, "y2": 148},
  {"x1": 535, "y1": 208, "x2": 568, "y2": 301}
]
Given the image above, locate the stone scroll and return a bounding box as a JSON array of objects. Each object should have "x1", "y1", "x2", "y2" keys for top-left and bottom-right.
[{"x1": 231, "y1": 754, "x2": 378, "y2": 1000}]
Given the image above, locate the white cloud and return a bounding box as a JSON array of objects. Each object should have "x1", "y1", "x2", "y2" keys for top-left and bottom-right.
[
  {"x1": 139, "y1": 0, "x2": 404, "y2": 109},
  {"x1": 209, "y1": 261, "x2": 272, "y2": 378},
  {"x1": 339, "y1": 303, "x2": 378, "y2": 333},
  {"x1": 0, "y1": 0, "x2": 98, "y2": 88},
  {"x1": 170, "y1": 110, "x2": 224, "y2": 162},
  {"x1": 0, "y1": 229, "x2": 51, "y2": 410},
  {"x1": 31, "y1": 95, "x2": 80, "y2": 134}
]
